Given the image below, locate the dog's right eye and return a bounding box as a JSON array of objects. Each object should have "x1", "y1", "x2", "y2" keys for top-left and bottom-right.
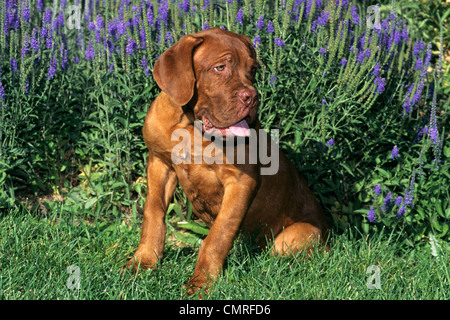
[{"x1": 214, "y1": 65, "x2": 226, "y2": 72}]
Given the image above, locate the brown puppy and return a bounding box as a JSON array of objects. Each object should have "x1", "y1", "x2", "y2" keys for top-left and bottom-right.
[{"x1": 124, "y1": 28, "x2": 329, "y2": 295}]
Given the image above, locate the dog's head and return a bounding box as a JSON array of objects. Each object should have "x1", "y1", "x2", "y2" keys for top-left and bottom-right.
[{"x1": 153, "y1": 28, "x2": 259, "y2": 137}]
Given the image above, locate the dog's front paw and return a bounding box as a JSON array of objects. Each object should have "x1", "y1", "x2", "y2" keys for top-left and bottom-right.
[
  {"x1": 121, "y1": 249, "x2": 159, "y2": 274},
  {"x1": 184, "y1": 273, "x2": 212, "y2": 298}
]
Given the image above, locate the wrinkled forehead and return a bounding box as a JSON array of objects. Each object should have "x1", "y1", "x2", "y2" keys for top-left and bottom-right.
[{"x1": 193, "y1": 31, "x2": 256, "y2": 67}]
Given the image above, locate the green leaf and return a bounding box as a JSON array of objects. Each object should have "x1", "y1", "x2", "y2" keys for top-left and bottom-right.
[
  {"x1": 177, "y1": 221, "x2": 209, "y2": 236},
  {"x1": 85, "y1": 198, "x2": 97, "y2": 209},
  {"x1": 168, "y1": 202, "x2": 184, "y2": 220},
  {"x1": 340, "y1": 163, "x2": 355, "y2": 177},
  {"x1": 172, "y1": 230, "x2": 203, "y2": 247}
]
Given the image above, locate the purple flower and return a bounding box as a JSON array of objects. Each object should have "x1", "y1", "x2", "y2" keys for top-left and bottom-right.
[
  {"x1": 202, "y1": 0, "x2": 209, "y2": 10},
  {"x1": 395, "y1": 196, "x2": 403, "y2": 207},
  {"x1": 22, "y1": 1, "x2": 31, "y2": 24},
  {"x1": 141, "y1": 57, "x2": 150, "y2": 76},
  {"x1": 157, "y1": 0, "x2": 169, "y2": 26},
  {"x1": 356, "y1": 51, "x2": 365, "y2": 63},
  {"x1": 47, "y1": 55, "x2": 57, "y2": 80},
  {"x1": 53, "y1": 10, "x2": 64, "y2": 31},
  {"x1": 139, "y1": 25, "x2": 147, "y2": 49},
  {"x1": 341, "y1": 58, "x2": 347, "y2": 66},
  {"x1": 44, "y1": 8, "x2": 52, "y2": 25},
  {"x1": 414, "y1": 57, "x2": 422, "y2": 71},
  {"x1": 22, "y1": 34, "x2": 30, "y2": 59},
  {"x1": 391, "y1": 145, "x2": 399, "y2": 160},
  {"x1": 398, "y1": 205, "x2": 406, "y2": 217},
  {"x1": 46, "y1": 29, "x2": 53, "y2": 50},
  {"x1": 368, "y1": 206, "x2": 376, "y2": 223},
  {"x1": 117, "y1": 21, "x2": 126, "y2": 37},
  {"x1": 10, "y1": 58, "x2": 18, "y2": 74},
  {"x1": 147, "y1": 3, "x2": 155, "y2": 27},
  {"x1": 364, "y1": 48, "x2": 371, "y2": 57},
  {"x1": 267, "y1": 20, "x2": 274, "y2": 33},
  {"x1": 382, "y1": 192, "x2": 392, "y2": 212},
  {"x1": 351, "y1": 6, "x2": 360, "y2": 25},
  {"x1": 37, "y1": 0, "x2": 44, "y2": 12},
  {"x1": 73, "y1": 57, "x2": 80, "y2": 63},
  {"x1": 270, "y1": 73, "x2": 277, "y2": 87},
  {"x1": 126, "y1": 37, "x2": 137, "y2": 55},
  {"x1": 429, "y1": 87, "x2": 439, "y2": 147},
  {"x1": 319, "y1": 47, "x2": 326, "y2": 55},
  {"x1": 275, "y1": 38, "x2": 285, "y2": 47},
  {"x1": 30, "y1": 28, "x2": 40, "y2": 54},
  {"x1": 411, "y1": 79, "x2": 425, "y2": 107},
  {"x1": 0, "y1": 79, "x2": 5, "y2": 101},
  {"x1": 61, "y1": 48, "x2": 68, "y2": 70},
  {"x1": 327, "y1": 139, "x2": 334, "y2": 147},
  {"x1": 419, "y1": 126, "x2": 429, "y2": 137},
  {"x1": 180, "y1": 0, "x2": 190, "y2": 12},
  {"x1": 257, "y1": 15, "x2": 264, "y2": 30},
  {"x1": 373, "y1": 184, "x2": 381, "y2": 197},
  {"x1": 85, "y1": 39, "x2": 95, "y2": 61},
  {"x1": 317, "y1": 10, "x2": 330, "y2": 26},
  {"x1": 402, "y1": 84, "x2": 414, "y2": 116},
  {"x1": 235, "y1": 8, "x2": 244, "y2": 25},
  {"x1": 253, "y1": 35, "x2": 261, "y2": 48},
  {"x1": 88, "y1": 21, "x2": 96, "y2": 31},
  {"x1": 337, "y1": 0, "x2": 348, "y2": 7},
  {"x1": 304, "y1": 0, "x2": 313, "y2": 18},
  {"x1": 374, "y1": 77, "x2": 385, "y2": 94},
  {"x1": 394, "y1": 29, "x2": 401, "y2": 44},
  {"x1": 165, "y1": 31, "x2": 173, "y2": 46},
  {"x1": 422, "y1": 43, "x2": 432, "y2": 77},
  {"x1": 413, "y1": 40, "x2": 424, "y2": 56},
  {"x1": 429, "y1": 126, "x2": 438, "y2": 147},
  {"x1": 312, "y1": 10, "x2": 330, "y2": 32},
  {"x1": 106, "y1": 39, "x2": 115, "y2": 53},
  {"x1": 372, "y1": 62, "x2": 380, "y2": 76},
  {"x1": 404, "y1": 173, "x2": 416, "y2": 206},
  {"x1": 401, "y1": 24, "x2": 408, "y2": 41},
  {"x1": 203, "y1": 22, "x2": 210, "y2": 30},
  {"x1": 95, "y1": 27, "x2": 102, "y2": 43},
  {"x1": 97, "y1": 15, "x2": 105, "y2": 30},
  {"x1": 4, "y1": 0, "x2": 19, "y2": 32}
]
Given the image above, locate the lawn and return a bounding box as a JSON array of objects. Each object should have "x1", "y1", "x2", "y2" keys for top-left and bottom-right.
[{"x1": 1, "y1": 207, "x2": 448, "y2": 300}]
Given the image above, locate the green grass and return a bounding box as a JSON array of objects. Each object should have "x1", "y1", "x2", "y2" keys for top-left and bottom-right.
[{"x1": 1, "y1": 207, "x2": 448, "y2": 300}]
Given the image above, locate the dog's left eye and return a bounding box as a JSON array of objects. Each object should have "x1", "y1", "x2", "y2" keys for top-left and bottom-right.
[{"x1": 214, "y1": 65, "x2": 226, "y2": 72}]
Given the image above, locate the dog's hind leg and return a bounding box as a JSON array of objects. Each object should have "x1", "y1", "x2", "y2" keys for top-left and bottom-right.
[{"x1": 272, "y1": 222, "x2": 329, "y2": 257}]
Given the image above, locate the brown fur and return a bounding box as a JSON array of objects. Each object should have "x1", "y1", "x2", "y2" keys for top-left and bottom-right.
[{"x1": 123, "y1": 28, "x2": 329, "y2": 295}]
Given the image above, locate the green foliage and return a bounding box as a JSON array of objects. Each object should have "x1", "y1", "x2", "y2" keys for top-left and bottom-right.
[{"x1": 0, "y1": 0, "x2": 448, "y2": 251}]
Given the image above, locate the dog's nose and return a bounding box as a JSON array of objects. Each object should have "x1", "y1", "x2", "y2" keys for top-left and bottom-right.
[{"x1": 237, "y1": 89, "x2": 257, "y2": 107}]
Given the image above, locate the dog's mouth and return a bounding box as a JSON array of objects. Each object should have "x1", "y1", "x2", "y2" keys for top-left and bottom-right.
[{"x1": 201, "y1": 114, "x2": 251, "y2": 137}]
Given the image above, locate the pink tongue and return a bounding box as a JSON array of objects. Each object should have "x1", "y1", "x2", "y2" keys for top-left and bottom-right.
[{"x1": 228, "y1": 119, "x2": 250, "y2": 137}]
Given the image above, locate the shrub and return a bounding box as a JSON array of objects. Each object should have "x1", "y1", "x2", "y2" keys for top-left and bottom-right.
[{"x1": 0, "y1": 0, "x2": 448, "y2": 248}]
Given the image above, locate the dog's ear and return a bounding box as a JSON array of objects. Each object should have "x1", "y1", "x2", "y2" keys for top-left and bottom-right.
[{"x1": 153, "y1": 35, "x2": 204, "y2": 106}]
